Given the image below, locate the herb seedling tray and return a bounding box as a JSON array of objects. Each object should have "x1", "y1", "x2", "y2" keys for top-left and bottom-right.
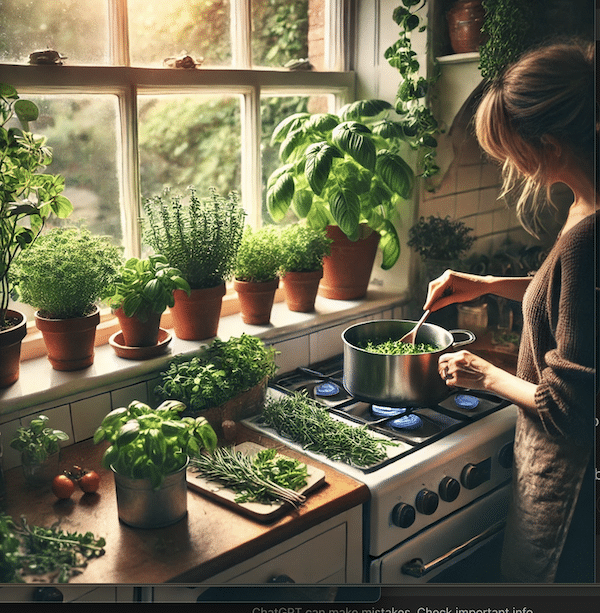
[{"x1": 186, "y1": 442, "x2": 326, "y2": 523}]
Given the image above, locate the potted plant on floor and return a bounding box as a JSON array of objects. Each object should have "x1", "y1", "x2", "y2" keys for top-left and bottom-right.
[
  {"x1": 93, "y1": 399, "x2": 217, "y2": 528},
  {"x1": 11, "y1": 226, "x2": 121, "y2": 371},
  {"x1": 266, "y1": 99, "x2": 414, "y2": 299},
  {"x1": 142, "y1": 186, "x2": 245, "y2": 340},
  {"x1": 0, "y1": 84, "x2": 73, "y2": 387},
  {"x1": 278, "y1": 223, "x2": 332, "y2": 312},
  {"x1": 101, "y1": 254, "x2": 190, "y2": 355},
  {"x1": 153, "y1": 334, "x2": 278, "y2": 437},
  {"x1": 233, "y1": 225, "x2": 282, "y2": 325},
  {"x1": 9, "y1": 415, "x2": 69, "y2": 486}
]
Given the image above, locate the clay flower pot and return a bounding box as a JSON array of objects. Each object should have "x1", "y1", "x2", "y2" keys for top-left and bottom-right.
[
  {"x1": 319, "y1": 225, "x2": 380, "y2": 300},
  {"x1": 0, "y1": 310, "x2": 28, "y2": 388},
  {"x1": 447, "y1": 0, "x2": 487, "y2": 54},
  {"x1": 234, "y1": 277, "x2": 279, "y2": 325},
  {"x1": 35, "y1": 306, "x2": 101, "y2": 371},
  {"x1": 114, "y1": 307, "x2": 162, "y2": 347},
  {"x1": 169, "y1": 283, "x2": 226, "y2": 340},
  {"x1": 282, "y1": 269, "x2": 323, "y2": 312}
]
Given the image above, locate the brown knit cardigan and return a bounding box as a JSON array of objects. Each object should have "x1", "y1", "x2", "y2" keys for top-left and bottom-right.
[{"x1": 500, "y1": 211, "x2": 597, "y2": 583}]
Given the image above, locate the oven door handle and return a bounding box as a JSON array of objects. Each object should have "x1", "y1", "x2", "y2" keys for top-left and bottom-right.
[{"x1": 400, "y1": 520, "x2": 505, "y2": 578}]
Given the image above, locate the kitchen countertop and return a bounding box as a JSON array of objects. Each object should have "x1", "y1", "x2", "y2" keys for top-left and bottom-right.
[{"x1": 2, "y1": 425, "x2": 369, "y2": 585}]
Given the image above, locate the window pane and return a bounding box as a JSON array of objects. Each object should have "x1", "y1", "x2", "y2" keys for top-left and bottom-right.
[
  {"x1": 138, "y1": 94, "x2": 242, "y2": 200},
  {"x1": 0, "y1": 0, "x2": 108, "y2": 65},
  {"x1": 260, "y1": 94, "x2": 331, "y2": 223},
  {"x1": 128, "y1": 0, "x2": 231, "y2": 68},
  {"x1": 14, "y1": 95, "x2": 122, "y2": 241},
  {"x1": 252, "y1": 0, "x2": 309, "y2": 68}
]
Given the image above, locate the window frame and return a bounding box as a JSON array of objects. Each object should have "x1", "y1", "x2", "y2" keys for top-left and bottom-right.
[{"x1": 1, "y1": 0, "x2": 356, "y2": 360}]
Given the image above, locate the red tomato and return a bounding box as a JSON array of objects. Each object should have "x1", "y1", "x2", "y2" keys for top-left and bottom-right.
[
  {"x1": 77, "y1": 470, "x2": 100, "y2": 493},
  {"x1": 52, "y1": 474, "x2": 75, "y2": 499}
]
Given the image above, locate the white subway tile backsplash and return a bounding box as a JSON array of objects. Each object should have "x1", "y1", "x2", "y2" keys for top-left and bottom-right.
[
  {"x1": 272, "y1": 336, "x2": 310, "y2": 375},
  {"x1": 111, "y1": 382, "x2": 149, "y2": 410},
  {"x1": 70, "y1": 393, "x2": 112, "y2": 443},
  {"x1": 1, "y1": 418, "x2": 24, "y2": 470}
]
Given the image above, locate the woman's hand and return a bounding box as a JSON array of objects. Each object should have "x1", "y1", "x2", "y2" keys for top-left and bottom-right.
[
  {"x1": 424, "y1": 270, "x2": 490, "y2": 312},
  {"x1": 438, "y1": 350, "x2": 497, "y2": 391}
]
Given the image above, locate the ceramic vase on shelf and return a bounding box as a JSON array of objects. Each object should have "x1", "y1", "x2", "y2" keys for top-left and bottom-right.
[{"x1": 447, "y1": 0, "x2": 487, "y2": 54}]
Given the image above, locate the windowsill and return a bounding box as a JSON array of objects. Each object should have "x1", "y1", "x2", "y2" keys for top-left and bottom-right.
[{"x1": 1, "y1": 290, "x2": 409, "y2": 416}]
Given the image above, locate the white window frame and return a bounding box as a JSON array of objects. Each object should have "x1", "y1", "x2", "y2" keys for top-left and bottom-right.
[{"x1": 1, "y1": 0, "x2": 355, "y2": 257}]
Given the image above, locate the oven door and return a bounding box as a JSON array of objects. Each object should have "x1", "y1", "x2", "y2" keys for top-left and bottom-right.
[{"x1": 369, "y1": 483, "x2": 510, "y2": 584}]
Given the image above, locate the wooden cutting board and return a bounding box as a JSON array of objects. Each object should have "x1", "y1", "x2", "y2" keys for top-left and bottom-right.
[{"x1": 186, "y1": 442, "x2": 326, "y2": 523}]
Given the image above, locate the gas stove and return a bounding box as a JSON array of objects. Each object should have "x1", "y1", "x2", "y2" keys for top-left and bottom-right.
[{"x1": 242, "y1": 354, "x2": 518, "y2": 583}]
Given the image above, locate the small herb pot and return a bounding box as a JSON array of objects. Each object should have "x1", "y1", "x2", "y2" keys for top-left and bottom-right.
[{"x1": 112, "y1": 459, "x2": 189, "y2": 529}]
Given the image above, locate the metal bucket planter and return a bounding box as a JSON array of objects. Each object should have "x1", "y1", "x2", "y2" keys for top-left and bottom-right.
[{"x1": 112, "y1": 459, "x2": 189, "y2": 529}]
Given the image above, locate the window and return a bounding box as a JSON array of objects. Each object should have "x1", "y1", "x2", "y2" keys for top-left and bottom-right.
[{"x1": 1, "y1": 0, "x2": 354, "y2": 258}]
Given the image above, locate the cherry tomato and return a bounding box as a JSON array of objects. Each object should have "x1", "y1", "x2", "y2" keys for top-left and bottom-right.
[
  {"x1": 77, "y1": 470, "x2": 101, "y2": 493},
  {"x1": 52, "y1": 474, "x2": 75, "y2": 499}
]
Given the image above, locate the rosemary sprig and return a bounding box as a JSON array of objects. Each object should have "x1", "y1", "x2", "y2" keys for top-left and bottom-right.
[{"x1": 189, "y1": 447, "x2": 308, "y2": 507}]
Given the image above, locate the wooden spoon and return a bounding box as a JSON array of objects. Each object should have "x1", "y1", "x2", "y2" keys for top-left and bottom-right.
[{"x1": 398, "y1": 309, "x2": 431, "y2": 345}]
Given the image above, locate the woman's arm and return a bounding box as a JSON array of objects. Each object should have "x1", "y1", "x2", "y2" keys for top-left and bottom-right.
[
  {"x1": 424, "y1": 270, "x2": 532, "y2": 312},
  {"x1": 437, "y1": 350, "x2": 538, "y2": 415}
]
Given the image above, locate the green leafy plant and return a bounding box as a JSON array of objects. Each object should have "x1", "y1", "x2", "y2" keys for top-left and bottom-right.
[
  {"x1": 93, "y1": 399, "x2": 218, "y2": 489},
  {"x1": 9, "y1": 415, "x2": 69, "y2": 466},
  {"x1": 479, "y1": 0, "x2": 539, "y2": 81},
  {"x1": 154, "y1": 334, "x2": 278, "y2": 414},
  {"x1": 266, "y1": 98, "x2": 414, "y2": 270},
  {"x1": 12, "y1": 226, "x2": 121, "y2": 319},
  {"x1": 0, "y1": 83, "x2": 73, "y2": 328},
  {"x1": 101, "y1": 254, "x2": 190, "y2": 322},
  {"x1": 142, "y1": 186, "x2": 246, "y2": 290},
  {"x1": 234, "y1": 225, "x2": 282, "y2": 283},
  {"x1": 407, "y1": 215, "x2": 476, "y2": 261},
  {"x1": 0, "y1": 514, "x2": 105, "y2": 583},
  {"x1": 278, "y1": 223, "x2": 332, "y2": 273},
  {"x1": 384, "y1": 1, "x2": 440, "y2": 179}
]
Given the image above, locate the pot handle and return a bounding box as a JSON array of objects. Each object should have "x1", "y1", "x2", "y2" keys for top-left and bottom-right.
[{"x1": 449, "y1": 329, "x2": 477, "y2": 348}]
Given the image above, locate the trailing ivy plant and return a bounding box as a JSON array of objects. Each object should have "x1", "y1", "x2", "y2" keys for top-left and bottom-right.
[{"x1": 384, "y1": 1, "x2": 440, "y2": 179}]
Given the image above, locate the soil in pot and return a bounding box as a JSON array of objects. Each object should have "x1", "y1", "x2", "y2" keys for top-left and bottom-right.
[
  {"x1": 169, "y1": 283, "x2": 226, "y2": 341},
  {"x1": 35, "y1": 307, "x2": 101, "y2": 371},
  {"x1": 0, "y1": 310, "x2": 28, "y2": 388},
  {"x1": 319, "y1": 225, "x2": 379, "y2": 300},
  {"x1": 282, "y1": 269, "x2": 323, "y2": 312},
  {"x1": 234, "y1": 278, "x2": 279, "y2": 325}
]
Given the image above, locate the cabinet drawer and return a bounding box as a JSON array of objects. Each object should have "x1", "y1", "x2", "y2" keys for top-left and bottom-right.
[{"x1": 229, "y1": 522, "x2": 347, "y2": 584}]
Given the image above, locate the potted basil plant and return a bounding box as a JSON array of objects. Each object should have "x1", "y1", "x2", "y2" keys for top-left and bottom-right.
[
  {"x1": 93, "y1": 399, "x2": 217, "y2": 528},
  {"x1": 10, "y1": 415, "x2": 69, "y2": 486},
  {"x1": 278, "y1": 224, "x2": 332, "y2": 312},
  {"x1": 266, "y1": 99, "x2": 414, "y2": 299},
  {"x1": 0, "y1": 84, "x2": 73, "y2": 387},
  {"x1": 143, "y1": 186, "x2": 245, "y2": 340},
  {"x1": 11, "y1": 226, "x2": 121, "y2": 371},
  {"x1": 233, "y1": 225, "x2": 282, "y2": 325},
  {"x1": 102, "y1": 254, "x2": 190, "y2": 350}
]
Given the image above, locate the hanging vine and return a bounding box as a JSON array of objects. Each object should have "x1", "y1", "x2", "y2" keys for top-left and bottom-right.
[{"x1": 384, "y1": 0, "x2": 440, "y2": 179}]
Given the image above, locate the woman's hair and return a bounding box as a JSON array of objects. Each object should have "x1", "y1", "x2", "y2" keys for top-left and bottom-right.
[{"x1": 474, "y1": 39, "x2": 595, "y2": 237}]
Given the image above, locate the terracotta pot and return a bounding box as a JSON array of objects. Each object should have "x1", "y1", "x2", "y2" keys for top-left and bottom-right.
[
  {"x1": 282, "y1": 269, "x2": 323, "y2": 312},
  {"x1": 35, "y1": 307, "x2": 100, "y2": 371},
  {"x1": 447, "y1": 0, "x2": 487, "y2": 54},
  {"x1": 0, "y1": 310, "x2": 28, "y2": 388},
  {"x1": 234, "y1": 277, "x2": 279, "y2": 325},
  {"x1": 114, "y1": 307, "x2": 162, "y2": 347},
  {"x1": 169, "y1": 283, "x2": 226, "y2": 340},
  {"x1": 319, "y1": 225, "x2": 380, "y2": 300}
]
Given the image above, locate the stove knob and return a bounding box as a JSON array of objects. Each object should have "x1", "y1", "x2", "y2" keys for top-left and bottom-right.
[
  {"x1": 415, "y1": 489, "x2": 439, "y2": 515},
  {"x1": 391, "y1": 502, "x2": 416, "y2": 528},
  {"x1": 498, "y1": 442, "x2": 514, "y2": 469},
  {"x1": 438, "y1": 476, "x2": 460, "y2": 502}
]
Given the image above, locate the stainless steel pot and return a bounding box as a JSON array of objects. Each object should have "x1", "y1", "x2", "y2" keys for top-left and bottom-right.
[{"x1": 342, "y1": 319, "x2": 476, "y2": 407}]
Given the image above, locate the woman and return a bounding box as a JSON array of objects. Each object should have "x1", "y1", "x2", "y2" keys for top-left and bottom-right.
[{"x1": 423, "y1": 40, "x2": 597, "y2": 583}]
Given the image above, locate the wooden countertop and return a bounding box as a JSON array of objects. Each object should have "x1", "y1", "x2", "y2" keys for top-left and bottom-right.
[{"x1": 2, "y1": 425, "x2": 369, "y2": 585}]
